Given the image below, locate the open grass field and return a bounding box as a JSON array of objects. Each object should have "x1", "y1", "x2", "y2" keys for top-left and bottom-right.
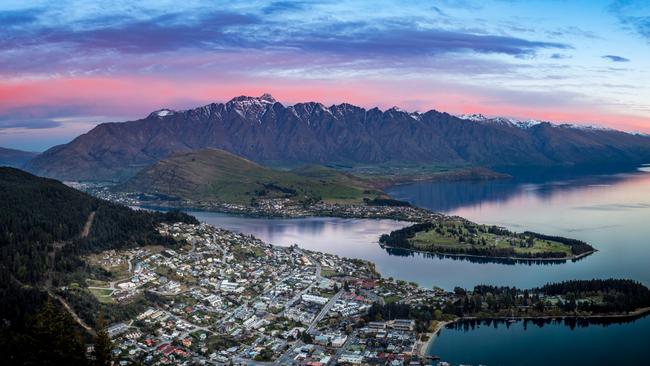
[
  {"x1": 409, "y1": 220, "x2": 573, "y2": 257},
  {"x1": 88, "y1": 287, "x2": 115, "y2": 304}
]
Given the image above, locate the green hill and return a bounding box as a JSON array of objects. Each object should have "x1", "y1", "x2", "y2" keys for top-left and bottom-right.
[
  {"x1": 117, "y1": 148, "x2": 384, "y2": 204},
  {"x1": 0, "y1": 167, "x2": 197, "y2": 359}
]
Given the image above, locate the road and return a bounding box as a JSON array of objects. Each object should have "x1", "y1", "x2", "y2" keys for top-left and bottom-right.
[
  {"x1": 79, "y1": 211, "x2": 96, "y2": 238},
  {"x1": 41, "y1": 211, "x2": 98, "y2": 336},
  {"x1": 307, "y1": 289, "x2": 343, "y2": 334},
  {"x1": 49, "y1": 291, "x2": 96, "y2": 336},
  {"x1": 329, "y1": 334, "x2": 357, "y2": 365},
  {"x1": 280, "y1": 255, "x2": 321, "y2": 315}
]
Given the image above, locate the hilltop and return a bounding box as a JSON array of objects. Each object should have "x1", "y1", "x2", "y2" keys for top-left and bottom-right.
[{"x1": 116, "y1": 148, "x2": 384, "y2": 205}]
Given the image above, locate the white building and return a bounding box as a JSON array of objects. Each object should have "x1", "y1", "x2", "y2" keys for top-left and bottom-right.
[{"x1": 301, "y1": 294, "x2": 329, "y2": 305}]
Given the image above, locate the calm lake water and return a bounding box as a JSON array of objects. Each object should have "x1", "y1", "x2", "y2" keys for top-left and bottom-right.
[
  {"x1": 428, "y1": 316, "x2": 650, "y2": 366},
  {"x1": 175, "y1": 167, "x2": 650, "y2": 366},
  {"x1": 180, "y1": 165, "x2": 650, "y2": 364},
  {"x1": 185, "y1": 166, "x2": 650, "y2": 290},
  {"x1": 386, "y1": 165, "x2": 650, "y2": 289}
]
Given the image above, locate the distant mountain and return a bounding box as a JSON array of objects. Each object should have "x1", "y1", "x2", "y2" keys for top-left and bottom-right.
[
  {"x1": 25, "y1": 94, "x2": 650, "y2": 181},
  {"x1": 0, "y1": 147, "x2": 38, "y2": 168},
  {"x1": 456, "y1": 113, "x2": 618, "y2": 131},
  {"x1": 116, "y1": 148, "x2": 382, "y2": 204}
]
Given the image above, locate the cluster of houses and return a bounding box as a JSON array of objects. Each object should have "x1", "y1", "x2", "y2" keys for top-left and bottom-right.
[{"x1": 87, "y1": 222, "x2": 454, "y2": 365}]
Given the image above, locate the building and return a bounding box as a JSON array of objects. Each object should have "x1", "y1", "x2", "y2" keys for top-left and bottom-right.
[
  {"x1": 339, "y1": 354, "x2": 364, "y2": 364},
  {"x1": 107, "y1": 322, "x2": 129, "y2": 338},
  {"x1": 302, "y1": 294, "x2": 329, "y2": 305},
  {"x1": 392, "y1": 319, "x2": 415, "y2": 331}
]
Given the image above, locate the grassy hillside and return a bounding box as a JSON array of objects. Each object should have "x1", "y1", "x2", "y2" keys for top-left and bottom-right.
[{"x1": 117, "y1": 149, "x2": 384, "y2": 204}]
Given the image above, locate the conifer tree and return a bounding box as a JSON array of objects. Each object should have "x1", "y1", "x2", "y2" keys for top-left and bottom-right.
[{"x1": 92, "y1": 311, "x2": 113, "y2": 366}]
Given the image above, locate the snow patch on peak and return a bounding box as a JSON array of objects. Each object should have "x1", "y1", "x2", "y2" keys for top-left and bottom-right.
[
  {"x1": 457, "y1": 113, "x2": 489, "y2": 122},
  {"x1": 388, "y1": 106, "x2": 421, "y2": 120},
  {"x1": 558, "y1": 123, "x2": 613, "y2": 132},
  {"x1": 229, "y1": 94, "x2": 277, "y2": 105},
  {"x1": 149, "y1": 109, "x2": 175, "y2": 118},
  {"x1": 516, "y1": 119, "x2": 544, "y2": 129},
  {"x1": 457, "y1": 113, "x2": 545, "y2": 129},
  {"x1": 456, "y1": 113, "x2": 619, "y2": 132}
]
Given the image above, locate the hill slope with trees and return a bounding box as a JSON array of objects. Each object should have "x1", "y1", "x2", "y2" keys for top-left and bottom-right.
[{"x1": 0, "y1": 167, "x2": 197, "y2": 363}]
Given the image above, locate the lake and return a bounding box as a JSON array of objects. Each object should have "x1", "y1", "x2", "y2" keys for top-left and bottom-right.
[
  {"x1": 387, "y1": 165, "x2": 650, "y2": 289},
  {"x1": 185, "y1": 166, "x2": 650, "y2": 290},
  {"x1": 179, "y1": 166, "x2": 650, "y2": 364},
  {"x1": 428, "y1": 316, "x2": 650, "y2": 365}
]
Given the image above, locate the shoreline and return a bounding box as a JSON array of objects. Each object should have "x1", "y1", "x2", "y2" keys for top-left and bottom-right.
[
  {"x1": 142, "y1": 202, "x2": 599, "y2": 263},
  {"x1": 416, "y1": 320, "x2": 453, "y2": 357},
  {"x1": 148, "y1": 202, "x2": 598, "y2": 264},
  {"x1": 380, "y1": 243, "x2": 597, "y2": 263},
  {"x1": 460, "y1": 306, "x2": 650, "y2": 322}
]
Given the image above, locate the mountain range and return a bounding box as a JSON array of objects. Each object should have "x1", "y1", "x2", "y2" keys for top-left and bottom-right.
[
  {"x1": 24, "y1": 94, "x2": 650, "y2": 182},
  {"x1": 0, "y1": 147, "x2": 38, "y2": 168}
]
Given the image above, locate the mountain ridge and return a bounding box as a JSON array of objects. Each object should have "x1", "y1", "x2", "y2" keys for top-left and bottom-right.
[
  {"x1": 0, "y1": 147, "x2": 39, "y2": 168},
  {"x1": 25, "y1": 94, "x2": 650, "y2": 181}
]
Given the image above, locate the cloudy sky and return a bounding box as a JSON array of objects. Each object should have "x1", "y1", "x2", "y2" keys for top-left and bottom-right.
[{"x1": 1, "y1": 0, "x2": 649, "y2": 151}]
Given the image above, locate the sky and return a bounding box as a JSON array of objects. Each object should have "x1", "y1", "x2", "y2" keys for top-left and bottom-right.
[{"x1": 1, "y1": 0, "x2": 650, "y2": 151}]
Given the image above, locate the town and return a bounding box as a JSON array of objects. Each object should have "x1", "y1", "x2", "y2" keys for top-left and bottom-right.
[
  {"x1": 72, "y1": 182, "x2": 446, "y2": 222},
  {"x1": 84, "y1": 222, "x2": 454, "y2": 365}
]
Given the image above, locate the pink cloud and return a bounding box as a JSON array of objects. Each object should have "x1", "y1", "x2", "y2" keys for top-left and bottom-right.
[{"x1": 0, "y1": 75, "x2": 648, "y2": 134}]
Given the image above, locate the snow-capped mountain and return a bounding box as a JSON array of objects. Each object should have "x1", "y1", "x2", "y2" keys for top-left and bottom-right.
[
  {"x1": 456, "y1": 113, "x2": 613, "y2": 131},
  {"x1": 457, "y1": 113, "x2": 546, "y2": 129},
  {"x1": 25, "y1": 94, "x2": 650, "y2": 181}
]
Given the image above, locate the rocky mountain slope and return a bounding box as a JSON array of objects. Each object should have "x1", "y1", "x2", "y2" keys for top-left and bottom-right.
[{"x1": 25, "y1": 94, "x2": 650, "y2": 181}]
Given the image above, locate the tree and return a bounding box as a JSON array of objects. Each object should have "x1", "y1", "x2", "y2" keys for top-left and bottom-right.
[
  {"x1": 300, "y1": 331, "x2": 313, "y2": 344},
  {"x1": 92, "y1": 312, "x2": 113, "y2": 366},
  {"x1": 31, "y1": 300, "x2": 88, "y2": 366},
  {"x1": 433, "y1": 309, "x2": 442, "y2": 320}
]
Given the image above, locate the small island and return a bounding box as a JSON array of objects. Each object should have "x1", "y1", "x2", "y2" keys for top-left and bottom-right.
[{"x1": 379, "y1": 220, "x2": 596, "y2": 260}]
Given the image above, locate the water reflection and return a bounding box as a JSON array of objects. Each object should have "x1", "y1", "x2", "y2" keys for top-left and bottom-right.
[
  {"x1": 448, "y1": 316, "x2": 648, "y2": 333},
  {"x1": 381, "y1": 246, "x2": 583, "y2": 265},
  {"x1": 184, "y1": 166, "x2": 650, "y2": 290},
  {"x1": 387, "y1": 166, "x2": 647, "y2": 213},
  {"x1": 430, "y1": 314, "x2": 650, "y2": 365}
]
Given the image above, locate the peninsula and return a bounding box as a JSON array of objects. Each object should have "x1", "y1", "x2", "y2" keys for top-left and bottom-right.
[{"x1": 379, "y1": 221, "x2": 596, "y2": 260}]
